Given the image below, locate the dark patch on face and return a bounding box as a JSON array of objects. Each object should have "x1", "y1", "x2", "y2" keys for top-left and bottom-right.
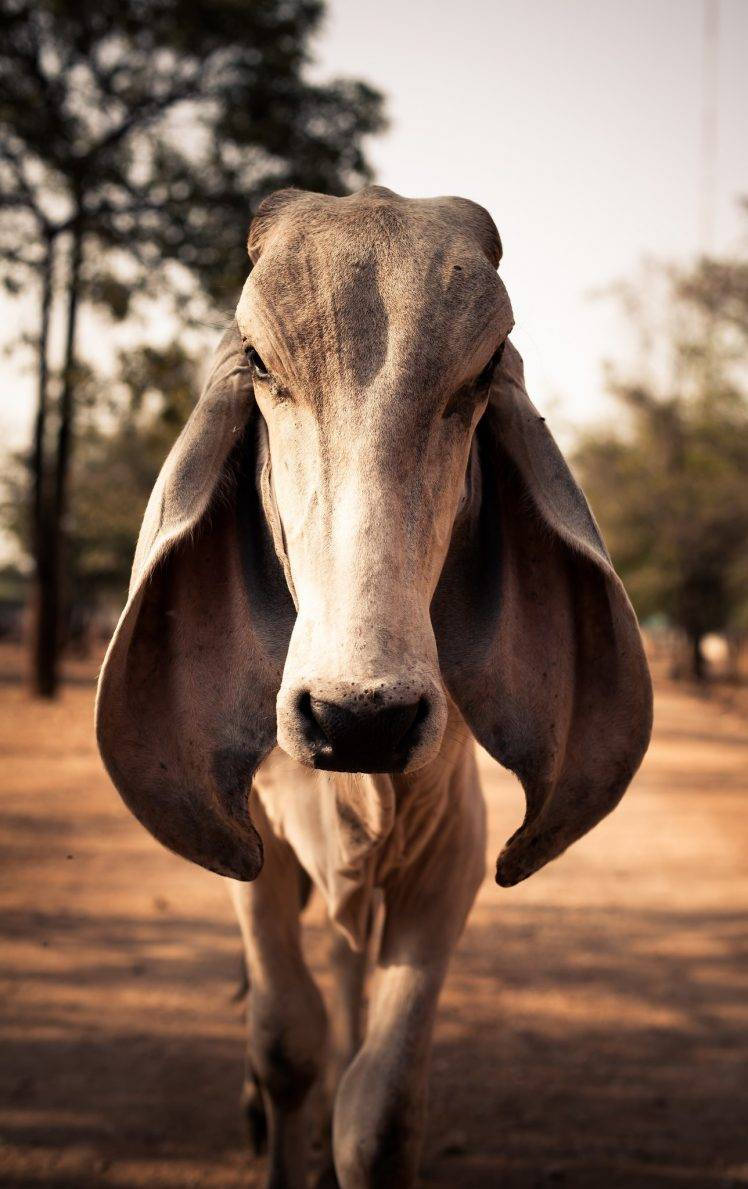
[
  {"x1": 329, "y1": 251, "x2": 390, "y2": 393},
  {"x1": 251, "y1": 232, "x2": 390, "y2": 400},
  {"x1": 399, "y1": 246, "x2": 505, "y2": 396}
]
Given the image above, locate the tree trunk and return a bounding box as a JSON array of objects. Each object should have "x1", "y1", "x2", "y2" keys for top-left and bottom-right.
[
  {"x1": 690, "y1": 631, "x2": 706, "y2": 682},
  {"x1": 725, "y1": 633, "x2": 744, "y2": 684},
  {"x1": 30, "y1": 233, "x2": 57, "y2": 698},
  {"x1": 33, "y1": 227, "x2": 83, "y2": 698},
  {"x1": 54, "y1": 228, "x2": 82, "y2": 521}
]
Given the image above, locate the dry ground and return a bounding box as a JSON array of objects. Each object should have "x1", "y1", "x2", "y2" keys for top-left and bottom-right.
[{"x1": 0, "y1": 655, "x2": 746, "y2": 1188}]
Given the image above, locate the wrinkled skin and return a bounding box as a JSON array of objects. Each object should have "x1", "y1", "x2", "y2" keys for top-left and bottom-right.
[{"x1": 237, "y1": 187, "x2": 512, "y2": 775}]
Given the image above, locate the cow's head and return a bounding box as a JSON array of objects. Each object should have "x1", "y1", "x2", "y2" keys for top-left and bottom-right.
[
  {"x1": 96, "y1": 187, "x2": 652, "y2": 886},
  {"x1": 241, "y1": 188, "x2": 510, "y2": 774}
]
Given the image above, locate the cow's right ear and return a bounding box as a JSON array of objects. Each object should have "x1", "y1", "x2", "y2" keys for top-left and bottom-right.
[{"x1": 95, "y1": 323, "x2": 295, "y2": 880}]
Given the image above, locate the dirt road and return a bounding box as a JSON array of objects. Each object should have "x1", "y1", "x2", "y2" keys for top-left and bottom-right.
[{"x1": 1, "y1": 671, "x2": 746, "y2": 1188}]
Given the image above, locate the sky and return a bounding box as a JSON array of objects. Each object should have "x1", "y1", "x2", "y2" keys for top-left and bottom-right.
[
  {"x1": 311, "y1": 0, "x2": 748, "y2": 432},
  {"x1": 1, "y1": 0, "x2": 747, "y2": 455}
]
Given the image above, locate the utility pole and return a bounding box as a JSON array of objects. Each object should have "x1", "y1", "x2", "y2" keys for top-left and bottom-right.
[{"x1": 699, "y1": 0, "x2": 720, "y2": 253}]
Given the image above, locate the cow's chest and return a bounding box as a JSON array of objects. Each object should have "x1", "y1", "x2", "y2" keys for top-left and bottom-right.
[{"x1": 254, "y1": 748, "x2": 448, "y2": 948}]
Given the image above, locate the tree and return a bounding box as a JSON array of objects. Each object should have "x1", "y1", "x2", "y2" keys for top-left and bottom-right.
[
  {"x1": 0, "y1": 0, "x2": 385, "y2": 695},
  {"x1": 2, "y1": 342, "x2": 199, "y2": 632},
  {"x1": 575, "y1": 235, "x2": 748, "y2": 681},
  {"x1": 71, "y1": 344, "x2": 200, "y2": 605}
]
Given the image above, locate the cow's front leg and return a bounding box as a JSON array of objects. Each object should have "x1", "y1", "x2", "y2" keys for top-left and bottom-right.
[
  {"x1": 228, "y1": 798, "x2": 327, "y2": 1189},
  {"x1": 333, "y1": 958, "x2": 445, "y2": 1189},
  {"x1": 332, "y1": 784, "x2": 486, "y2": 1189},
  {"x1": 327, "y1": 899, "x2": 376, "y2": 1088}
]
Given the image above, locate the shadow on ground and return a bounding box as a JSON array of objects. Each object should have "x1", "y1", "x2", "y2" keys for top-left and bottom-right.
[
  {"x1": 1, "y1": 677, "x2": 747, "y2": 1188},
  {"x1": 2, "y1": 898, "x2": 746, "y2": 1187}
]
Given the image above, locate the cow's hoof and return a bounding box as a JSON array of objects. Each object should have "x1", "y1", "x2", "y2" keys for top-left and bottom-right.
[
  {"x1": 312, "y1": 1164, "x2": 340, "y2": 1189},
  {"x1": 240, "y1": 1078, "x2": 267, "y2": 1156}
]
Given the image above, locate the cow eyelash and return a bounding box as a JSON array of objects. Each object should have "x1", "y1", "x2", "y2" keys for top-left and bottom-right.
[
  {"x1": 442, "y1": 340, "x2": 507, "y2": 421},
  {"x1": 244, "y1": 344, "x2": 269, "y2": 379},
  {"x1": 475, "y1": 339, "x2": 506, "y2": 389}
]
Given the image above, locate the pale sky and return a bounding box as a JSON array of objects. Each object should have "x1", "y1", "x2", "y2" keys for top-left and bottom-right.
[{"x1": 1, "y1": 0, "x2": 746, "y2": 453}]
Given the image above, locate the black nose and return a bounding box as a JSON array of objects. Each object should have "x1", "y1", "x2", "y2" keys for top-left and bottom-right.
[{"x1": 298, "y1": 693, "x2": 427, "y2": 772}]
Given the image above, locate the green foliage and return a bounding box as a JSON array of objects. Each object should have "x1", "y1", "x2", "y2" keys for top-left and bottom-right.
[
  {"x1": 2, "y1": 342, "x2": 198, "y2": 600},
  {"x1": 70, "y1": 343, "x2": 201, "y2": 598},
  {"x1": 575, "y1": 236, "x2": 748, "y2": 660},
  {"x1": 0, "y1": 0, "x2": 386, "y2": 309}
]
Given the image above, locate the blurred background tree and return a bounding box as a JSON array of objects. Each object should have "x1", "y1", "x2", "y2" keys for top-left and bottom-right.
[
  {"x1": 2, "y1": 343, "x2": 201, "y2": 646},
  {"x1": 575, "y1": 219, "x2": 748, "y2": 681},
  {"x1": 0, "y1": 0, "x2": 385, "y2": 695}
]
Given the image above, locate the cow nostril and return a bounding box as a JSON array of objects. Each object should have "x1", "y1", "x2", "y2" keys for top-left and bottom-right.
[
  {"x1": 297, "y1": 692, "x2": 430, "y2": 771},
  {"x1": 310, "y1": 697, "x2": 421, "y2": 750},
  {"x1": 412, "y1": 696, "x2": 429, "y2": 730},
  {"x1": 296, "y1": 690, "x2": 328, "y2": 749}
]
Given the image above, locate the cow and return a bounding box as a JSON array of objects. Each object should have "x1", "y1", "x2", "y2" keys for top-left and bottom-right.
[{"x1": 96, "y1": 186, "x2": 652, "y2": 1188}]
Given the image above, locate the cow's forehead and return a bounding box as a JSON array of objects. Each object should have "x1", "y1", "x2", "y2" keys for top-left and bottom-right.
[
  {"x1": 248, "y1": 185, "x2": 496, "y2": 255},
  {"x1": 238, "y1": 191, "x2": 512, "y2": 393},
  {"x1": 249, "y1": 188, "x2": 499, "y2": 295}
]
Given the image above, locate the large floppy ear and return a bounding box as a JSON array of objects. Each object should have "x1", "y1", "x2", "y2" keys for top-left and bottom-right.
[
  {"x1": 95, "y1": 324, "x2": 295, "y2": 880},
  {"x1": 433, "y1": 340, "x2": 652, "y2": 886}
]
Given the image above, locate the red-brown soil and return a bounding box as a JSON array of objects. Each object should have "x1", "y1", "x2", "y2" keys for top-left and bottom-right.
[{"x1": 1, "y1": 657, "x2": 746, "y2": 1187}]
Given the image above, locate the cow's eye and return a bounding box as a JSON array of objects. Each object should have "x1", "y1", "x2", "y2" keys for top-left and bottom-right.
[
  {"x1": 245, "y1": 346, "x2": 269, "y2": 379},
  {"x1": 442, "y1": 341, "x2": 507, "y2": 421},
  {"x1": 475, "y1": 340, "x2": 506, "y2": 389}
]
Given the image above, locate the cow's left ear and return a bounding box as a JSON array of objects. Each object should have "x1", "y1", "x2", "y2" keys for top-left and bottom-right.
[
  {"x1": 433, "y1": 340, "x2": 653, "y2": 886},
  {"x1": 96, "y1": 324, "x2": 295, "y2": 880}
]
